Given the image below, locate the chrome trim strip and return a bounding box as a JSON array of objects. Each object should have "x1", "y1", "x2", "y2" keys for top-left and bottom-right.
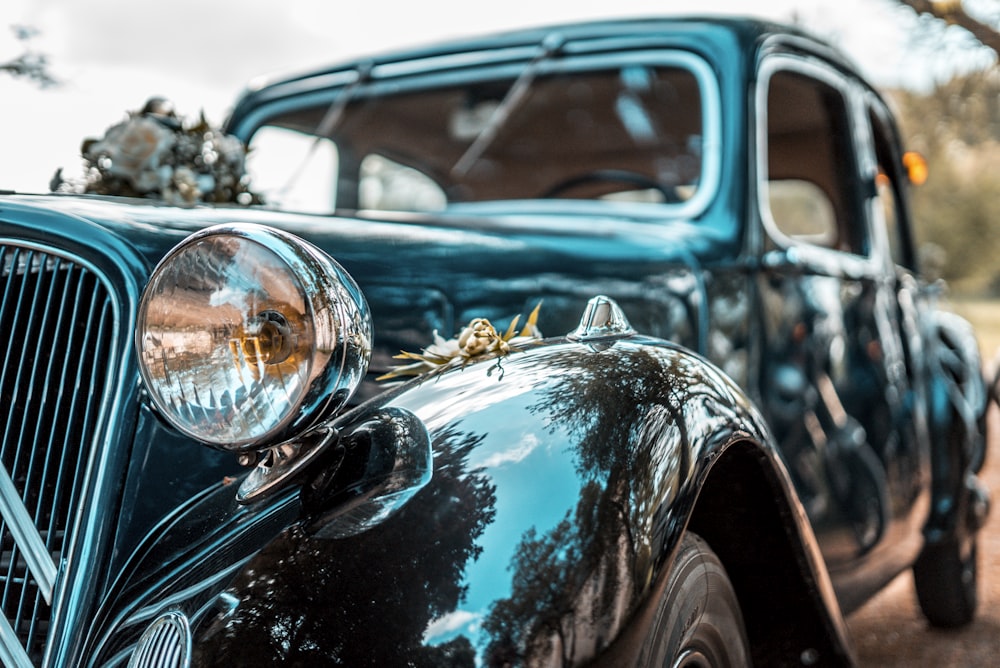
[
  {"x1": 0, "y1": 463, "x2": 56, "y2": 605},
  {"x1": 0, "y1": 612, "x2": 34, "y2": 668},
  {"x1": 128, "y1": 611, "x2": 192, "y2": 668},
  {"x1": 124, "y1": 560, "x2": 250, "y2": 628}
]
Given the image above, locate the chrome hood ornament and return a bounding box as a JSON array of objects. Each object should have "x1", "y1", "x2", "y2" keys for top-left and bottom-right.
[{"x1": 568, "y1": 295, "x2": 635, "y2": 342}]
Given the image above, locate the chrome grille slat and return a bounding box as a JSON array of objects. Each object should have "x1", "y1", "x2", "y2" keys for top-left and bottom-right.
[
  {"x1": 0, "y1": 464, "x2": 55, "y2": 598},
  {"x1": 0, "y1": 242, "x2": 118, "y2": 664},
  {"x1": 26, "y1": 258, "x2": 72, "y2": 510},
  {"x1": 0, "y1": 249, "x2": 32, "y2": 457},
  {"x1": 16, "y1": 258, "x2": 69, "y2": 625},
  {"x1": 8, "y1": 249, "x2": 59, "y2": 643}
]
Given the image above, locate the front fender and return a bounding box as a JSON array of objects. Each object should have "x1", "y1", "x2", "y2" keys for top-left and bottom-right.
[
  {"x1": 88, "y1": 335, "x2": 847, "y2": 666},
  {"x1": 923, "y1": 310, "x2": 990, "y2": 543}
]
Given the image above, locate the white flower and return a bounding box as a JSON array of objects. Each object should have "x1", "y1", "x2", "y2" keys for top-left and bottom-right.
[
  {"x1": 457, "y1": 318, "x2": 509, "y2": 357},
  {"x1": 423, "y1": 331, "x2": 461, "y2": 360},
  {"x1": 169, "y1": 165, "x2": 200, "y2": 204},
  {"x1": 66, "y1": 98, "x2": 262, "y2": 204},
  {"x1": 214, "y1": 134, "x2": 246, "y2": 170},
  {"x1": 86, "y1": 117, "x2": 175, "y2": 192}
]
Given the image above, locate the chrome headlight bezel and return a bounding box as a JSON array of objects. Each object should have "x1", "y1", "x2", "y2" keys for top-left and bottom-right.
[{"x1": 135, "y1": 223, "x2": 371, "y2": 451}]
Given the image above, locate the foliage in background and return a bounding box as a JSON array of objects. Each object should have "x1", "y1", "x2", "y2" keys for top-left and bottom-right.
[
  {"x1": 895, "y1": 0, "x2": 1000, "y2": 55},
  {"x1": 890, "y1": 68, "x2": 1000, "y2": 295},
  {"x1": 0, "y1": 25, "x2": 56, "y2": 88}
]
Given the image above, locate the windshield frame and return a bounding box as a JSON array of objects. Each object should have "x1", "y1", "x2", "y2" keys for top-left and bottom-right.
[{"x1": 235, "y1": 48, "x2": 722, "y2": 221}]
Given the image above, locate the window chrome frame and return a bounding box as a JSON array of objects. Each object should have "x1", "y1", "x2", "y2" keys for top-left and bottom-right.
[
  {"x1": 236, "y1": 48, "x2": 723, "y2": 222},
  {"x1": 754, "y1": 52, "x2": 880, "y2": 275}
]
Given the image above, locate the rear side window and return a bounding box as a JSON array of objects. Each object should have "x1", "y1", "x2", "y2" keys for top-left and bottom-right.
[{"x1": 762, "y1": 65, "x2": 867, "y2": 256}]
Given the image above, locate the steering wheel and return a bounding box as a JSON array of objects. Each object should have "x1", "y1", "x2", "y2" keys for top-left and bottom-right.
[{"x1": 541, "y1": 169, "x2": 680, "y2": 202}]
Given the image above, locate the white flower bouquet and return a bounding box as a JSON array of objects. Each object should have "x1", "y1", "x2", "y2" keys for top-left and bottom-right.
[{"x1": 53, "y1": 97, "x2": 261, "y2": 205}]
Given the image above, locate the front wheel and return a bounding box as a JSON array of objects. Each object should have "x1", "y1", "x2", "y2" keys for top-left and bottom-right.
[
  {"x1": 642, "y1": 532, "x2": 750, "y2": 667},
  {"x1": 913, "y1": 534, "x2": 978, "y2": 628}
]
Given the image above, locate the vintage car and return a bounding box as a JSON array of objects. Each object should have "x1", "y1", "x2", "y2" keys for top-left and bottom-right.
[{"x1": 0, "y1": 15, "x2": 990, "y2": 668}]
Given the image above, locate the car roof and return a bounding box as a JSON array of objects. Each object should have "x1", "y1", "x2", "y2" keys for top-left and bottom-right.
[{"x1": 225, "y1": 15, "x2": 857, "y2": 133}]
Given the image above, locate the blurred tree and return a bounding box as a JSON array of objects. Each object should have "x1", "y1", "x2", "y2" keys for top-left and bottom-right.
[
  {"x1": 890, "y1": 69, "x2": 1000, "y2": 293},
  {"x1": 895, "y1": 0, "x2": 1000, "y2": 54},
  {"x1": 1, "y1": 25, "x2": 57, "y2": 87}
]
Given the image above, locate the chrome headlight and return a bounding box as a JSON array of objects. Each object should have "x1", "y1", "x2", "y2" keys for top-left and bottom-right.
[{"x1": 136, "y1": 223, "x2": 371, "y2": 451}]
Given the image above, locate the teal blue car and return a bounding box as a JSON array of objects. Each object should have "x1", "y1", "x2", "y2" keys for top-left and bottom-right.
[{"x1": 0, "y1": 16, "x2": 990, "y2": 667}]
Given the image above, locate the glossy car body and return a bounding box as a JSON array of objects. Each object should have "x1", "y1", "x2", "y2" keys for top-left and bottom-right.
[{"x1": 0, "y1": 16, "x2": 990, "y2": 667}]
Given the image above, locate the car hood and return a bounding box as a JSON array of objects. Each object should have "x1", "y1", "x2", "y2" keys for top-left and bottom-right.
[
  {"x1": 2, "y1": 193, "x2": 732, "y2": 265},
  {"x1": 0, "y1": 193, "x2": 724, "y2": 381}
]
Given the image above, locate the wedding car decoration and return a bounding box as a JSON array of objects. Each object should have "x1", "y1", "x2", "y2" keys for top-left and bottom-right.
[
  {"x1": 378, "y1": 303, "x2": 543, "y2": 380},
  {"x1": 53, "y1": 97, "x2": 260, "y2": 205}
]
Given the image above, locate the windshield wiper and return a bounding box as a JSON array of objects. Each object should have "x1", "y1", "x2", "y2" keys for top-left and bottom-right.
[{"x1": 450, "y1": 33, "x2": 564, "y2": 178}]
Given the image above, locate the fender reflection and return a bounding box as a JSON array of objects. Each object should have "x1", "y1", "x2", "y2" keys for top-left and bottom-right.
[{"x1": 91, "y1": 336, "x2": 837, "y2": 666}]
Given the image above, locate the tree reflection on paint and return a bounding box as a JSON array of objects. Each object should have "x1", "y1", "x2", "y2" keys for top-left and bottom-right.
[
  {"x1": 483, "y1": 345, "x2": 745, "y2": 666},
  {"x1": 191, "y1": 343, "x2": 749, "y2": 666},
  {"x1": 193, "y1": 426, "x2": 496, "y2": 666}
]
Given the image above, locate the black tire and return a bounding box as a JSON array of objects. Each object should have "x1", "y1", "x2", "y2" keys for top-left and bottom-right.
[
  {"x1": 642, "y1": 532, "x2": 751, "y2": 667},
  {"x1": 913, "y1": 535, "x2": 978, "y2": 628}
]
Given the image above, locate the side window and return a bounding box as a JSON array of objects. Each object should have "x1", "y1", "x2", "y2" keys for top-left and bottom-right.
[
  {"x1": 246, "y1": 126, "x2": 338, "y2": 213},
  {"x1": 764, "y1": 68, "x2": 866, "y2": 255},
  {"x1": 359, "y1": 154, "x2": 446, "y2": 211},
  {"x1": 767, "y1": 179, "x2": 837, "y2": 246}
]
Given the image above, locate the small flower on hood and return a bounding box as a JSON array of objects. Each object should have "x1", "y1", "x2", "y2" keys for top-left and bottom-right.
[{"x1": 377, "y1": 302, "x2": 543, "y2": 381}]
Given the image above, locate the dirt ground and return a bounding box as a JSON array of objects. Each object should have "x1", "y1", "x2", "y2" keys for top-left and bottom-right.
[{"x1": 846, "y1": 405, "x2": 1000, "y2": 665}]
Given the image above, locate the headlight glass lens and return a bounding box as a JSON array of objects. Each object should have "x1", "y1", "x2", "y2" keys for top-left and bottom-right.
[{"x1": 136, "y1": 225, "x2": 370, "y2": 449}]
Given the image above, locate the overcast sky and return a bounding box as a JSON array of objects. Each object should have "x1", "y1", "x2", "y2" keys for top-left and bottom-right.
[{"x1": 1, "y1": 0, "x2": 993, "y2": 193}]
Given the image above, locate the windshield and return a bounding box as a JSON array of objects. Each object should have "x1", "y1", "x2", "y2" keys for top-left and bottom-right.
[{"x1": 245, "y1": 52, "x2": 720, "y2": 216}]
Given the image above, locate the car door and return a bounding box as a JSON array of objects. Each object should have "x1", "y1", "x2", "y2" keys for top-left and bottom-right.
[
  {"x1": 861, "y1": 91, "x2": 931, "y2": 541},
  {"x1": 753, "y1": 53, "x2": 925, "y2": 601}
]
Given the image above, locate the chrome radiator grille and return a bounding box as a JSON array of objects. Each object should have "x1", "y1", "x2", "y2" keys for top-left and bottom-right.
[{"x1": 0, "y1": 243, "x2": 117, "y2": 664}]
